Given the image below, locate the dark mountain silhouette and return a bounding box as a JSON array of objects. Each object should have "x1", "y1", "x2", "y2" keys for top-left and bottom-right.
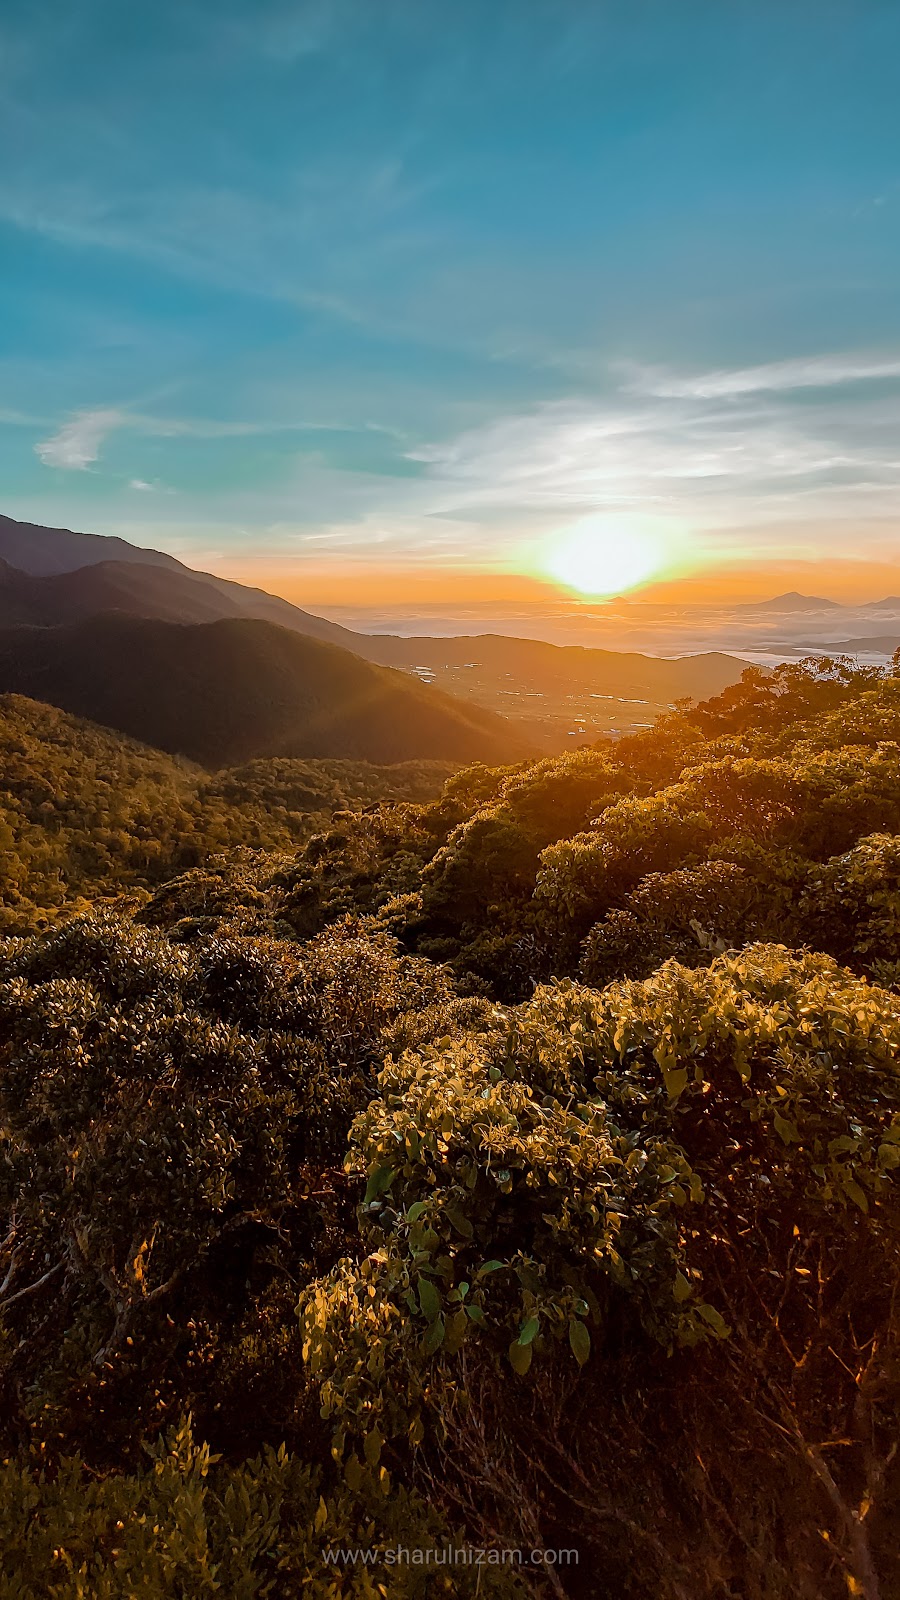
[
  {"x1": 0, "y1": 517, "x2": 750, "y2": 719},
  {"x1": 360, "y1": 631, "x2": 745, "y2": 703},
  {"x1": 819, "y1": 635, "x2": 900, "y2": 655},
  {"x1": 0, "y1": 615, "x2": 533, "y2": 769},
  {"x1": 0, "y1": 513, "x2": 182, "y2": 577},
  {"x1": 0, "y1": 515, "x2": 359, "y2": 647},
  {"x1": 0, "y1": 553, "x2": 359, "y2": 642},
  {"x1": 0, "y1": 555, "x2": 253, "y2": 627},
  {"x1": 737, "y1": 591, "x2": 841, "y2": 612}
]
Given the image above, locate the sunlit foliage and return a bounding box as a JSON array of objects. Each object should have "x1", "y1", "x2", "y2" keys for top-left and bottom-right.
[{"x1": 1, "y1": 654, "x2": 900, "y2": 1597}]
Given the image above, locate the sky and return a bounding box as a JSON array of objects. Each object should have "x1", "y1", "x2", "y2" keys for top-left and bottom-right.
[{"x1": 2, "y1": 0, "x2": 900, "y2": 603}]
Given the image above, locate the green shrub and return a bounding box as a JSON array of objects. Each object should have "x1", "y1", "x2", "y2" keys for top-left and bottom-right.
[
  {"x1": 0, "y1": 916, "x2": 470, "y2": 1459},
  {"x1": 0, "y1": 1416, "x2": 523, "y2": 1598}
]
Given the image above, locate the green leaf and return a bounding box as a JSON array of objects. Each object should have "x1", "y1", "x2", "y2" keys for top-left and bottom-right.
[
  {"x1": 673, "y1": 1270, "x2": 693, "y2": 1304},
  {"x1": 444, "y1": 1205, "x2": 474, "y2": 1240},
  {"x1": 476, "y1": 1259, "x2": 506, "y2": 1279},
  {"x1": 773, "y1": 1111, "x2": 799, "y2": 1145},
  {"x1": 464, "y1": 1303, "x2": 486, "y2": 1325},
  {"x1": 418, "y1": 1277, "x2": 442, "y2": 1321},
  {"x1": 363, "y1": 1164, "x2": 397, "y2": 1206},
  {"x1": 661, "y1": 1067, "x2": 688, "y2": 1100},
  {"x1": 517, "y1": 1315, "x2": 540, "y2": 1347},
  {"x1": 444, "y1": 1309, "x2": 469, "y2": 1354},
  {"x1": 508, "y1": 1338, "x2": 533, "y2": 1376},
  {"x1": 696, "y1": 1303, "x2": 729, "y2": 1338},
  {"x1": 406, "y1": 1201, "x2": 428, "y2": 1223},
  {"x1": 568, "y1": 1318, "x2": 591, "y2": 1366},
  {"x1": 843, "y1": 1177, "x2": 869, "y2": 1213},
  {"x1": 423, "y1": 1314, "x2": 445, "y2": 1355}
]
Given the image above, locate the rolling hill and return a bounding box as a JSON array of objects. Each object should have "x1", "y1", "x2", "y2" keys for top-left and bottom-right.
[
  {"x1": 0, "y1": 515, "x2": 358, "y2": 647},
  {"x1": 0, "y1": 692, "x2": 458, "y2": 932},
  {"x1": 361, "y1": 629, "x2": 745, "y2": 700},
  {"x1": 0, "y1": 515, "x2": 754, "y2": 746},
  {"x1": 0, "y1": 614, "x2": 533, "y2": 768},
  {"x1": 0, "y1": 512, "x2": 184, "y2": 576},
  {"x1": 820, "y1": 634, "x2": 900, "y2": 655}
]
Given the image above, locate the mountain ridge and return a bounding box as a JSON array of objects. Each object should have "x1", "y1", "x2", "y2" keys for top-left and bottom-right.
[
  {"x1": 737, "y1": 590, "x2": 842, "y2": 612},
  {"x1": 0, "y1": 613, "x2": 533, "y2": 769},
  {"x1": 0, "y1": 515, "x2": 753, "y2": 733},
  {"x1": 0, "y1": 515, "x2": 359, "y2": 648}
]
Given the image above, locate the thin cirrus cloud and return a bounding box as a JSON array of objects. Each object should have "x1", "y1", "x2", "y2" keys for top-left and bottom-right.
[
  {"x1": 34, "y1": 408, "x2": 124, "y2": 470},
  {"x1": 27, "y1": 349, "x2": 900, "y2": 575},
  {"x1": 33, "y1": 406, "x2": 268, "y2": 470},
  {"x1": 32, "y1": 404, "x2": 386, "y2": 479},
  {"x1": 408, "y1": 355, "x2": 900, "y2": 556},
  {"x1": 622, "y1": 353, "x2": 900, "y2": 400}
]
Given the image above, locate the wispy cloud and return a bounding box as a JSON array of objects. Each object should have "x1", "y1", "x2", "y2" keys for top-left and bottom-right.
[
  {"x1": 30, "y1": 402, "x2": 385, "y2": 474},
  {"x1": 35, "y1": 408, "x2": 123, "y2": 469},
  {"x1": 129, "y1": 412, "x2": 349, "y2": 440},
  {"x1": 405, "y1": 356, "x2": 900, "y2": 563},
  {"x1": 0, "y1": 406, "x2": 47, "y2": 427},
  {"x1": 623, "y1": 352, "x2": 900, "y2": 400},
  {"x1": 19, "y1": 349, "x2": 900, "y2": 575}
]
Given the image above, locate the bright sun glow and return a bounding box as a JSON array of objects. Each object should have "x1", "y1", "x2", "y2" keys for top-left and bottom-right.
[{"x1": 543, "y1": 519, "x2": 664, "y2": 597}]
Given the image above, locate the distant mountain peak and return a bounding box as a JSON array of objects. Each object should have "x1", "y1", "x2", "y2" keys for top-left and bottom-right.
[{"x1": 740, "y1": 591, "x2": 841, "y2": 612}]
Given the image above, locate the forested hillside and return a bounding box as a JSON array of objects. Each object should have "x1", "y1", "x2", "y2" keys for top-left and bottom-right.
[
  {"x1": 0, "y1": 515, "x2": 752, "y2": 746},
  {"x1": 0, "y1": 613, "x2": 532, "y2": 767},
  {"x1": 0, "y1": 694, "x2": 456, "y2": 933},
  {"x1": 1, "y1": 655, "x2": 898, "y2": 1599}
]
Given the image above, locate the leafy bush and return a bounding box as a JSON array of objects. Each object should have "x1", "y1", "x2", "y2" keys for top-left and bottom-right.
[
  {"x1": 798, "y1": 832, "x2": 900, "y2": 979},
  {"x1": 578, "y1": 859, "x2": 759, "y2": 983},
  {"x1": 0, "y1": 915, "x2": 472, "y2": 1458},
  {"x1": 301, "y1": 1017, "x2": 706, "y2": 1471},
  {"x1": 3, "y1": 651, "x2": 900, "y2": 1598},
  {"x1": 293, "y1": 947, "x2": 900, "y2": 1597},
  {"x1": 0, "y1": 1416, "x2": 522, "y2": 1598}
]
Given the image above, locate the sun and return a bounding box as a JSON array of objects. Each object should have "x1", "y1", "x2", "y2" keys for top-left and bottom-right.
[{"x1": 543, "y1": 519, "x2": 664, "y2": 597}]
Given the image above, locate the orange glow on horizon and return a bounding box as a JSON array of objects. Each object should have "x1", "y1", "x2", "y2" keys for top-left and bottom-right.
[
  {"x1": 211, "y1": 552, "x2": 900, "y2": 610},
  {"x1": 632, "y1": 557, "x2": 900, "y2": 607},
  {"x1": 214, "y1": 561, "x2": 564, "y2": 607}
]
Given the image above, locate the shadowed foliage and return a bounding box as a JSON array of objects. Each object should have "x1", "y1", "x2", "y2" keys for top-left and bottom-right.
[{"x1": 1, "y1": 654, "x2": 899, "y2": 1598}]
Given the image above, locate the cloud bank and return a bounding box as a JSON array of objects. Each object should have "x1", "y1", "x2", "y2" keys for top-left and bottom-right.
[
  {"x1": 21, "y1": 348, "x2": 900, "y2": 579},
  {"x1": 412, "y1": 361, "x2": 900, "y2": 535}
]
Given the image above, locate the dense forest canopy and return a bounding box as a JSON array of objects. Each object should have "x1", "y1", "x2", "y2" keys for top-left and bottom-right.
[
  {"x1": 0, "y1": 693, "x2": 457, "y2": 934},
  {"x1": 0, "y1": 654, "x2": 898, "y2": 1598}
]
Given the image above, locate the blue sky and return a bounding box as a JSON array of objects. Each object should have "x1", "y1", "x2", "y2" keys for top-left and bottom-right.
[{"x1": 2, "y1": 0, "x2": 900, "y2": 594}]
